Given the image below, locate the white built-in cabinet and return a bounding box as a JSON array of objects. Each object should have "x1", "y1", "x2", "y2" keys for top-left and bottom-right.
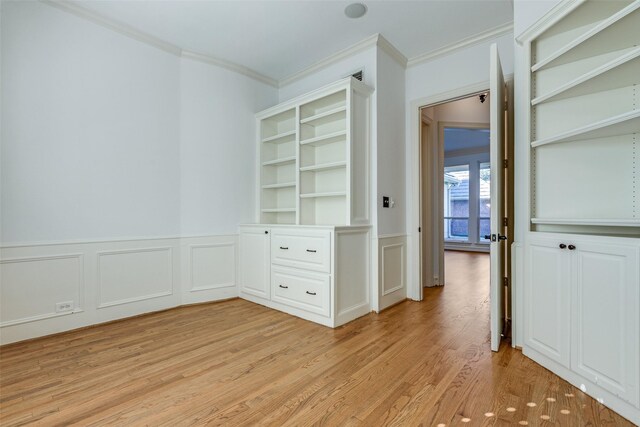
[
  {"x1": 258, "y1": 77, "x2": 372, "y2": 226},
  {"x1": 523, "y1": 1, "x2": 640, "y2": 423},
  {"x1": 238, "y1": 224, "x2": 370, "y2": 327},
  {"x1": 240, "y1": 77, "x2": 373, "y2": 328}
]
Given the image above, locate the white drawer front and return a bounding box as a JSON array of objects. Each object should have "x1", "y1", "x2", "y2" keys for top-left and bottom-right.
[
  {"x1": 271, "y1": 229, "x2": 331, "y2": 273},
  {"x1": 271, "y1": 267, "x2": 330, "y2": 317}
]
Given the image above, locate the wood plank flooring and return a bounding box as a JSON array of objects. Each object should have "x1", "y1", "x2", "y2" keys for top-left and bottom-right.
[{"x1": 0, "y1": 251, "x2": 634, "y2": 426}]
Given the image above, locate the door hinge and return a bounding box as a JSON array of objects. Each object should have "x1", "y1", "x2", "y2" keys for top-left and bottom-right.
[
  {"x1": 503, "y1": 159, "x2": 508, "y2": 168},
  {"x1": 503, "y1": 277, "x2": 509, "y2": 287},
  {"x1": 503, "y1": 217, "x2": 508, "y2": 227},
  {"x1": 418, "y1": 227, "x2": 421, "y2": 232}
]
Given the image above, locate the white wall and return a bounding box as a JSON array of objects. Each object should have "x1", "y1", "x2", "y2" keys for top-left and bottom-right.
[
  {"x1": 514, "y1": 0, "x2": 563, "y2": 38},
  {"x1": 376, "y1": 48, "x2": 406, "y2": 237},
  {"x1": 179, "y1": 58, "x2": 276, "y2": 236},
  {"x1": 0, "y1": 0, "x2": 277, "y2": 344},
  {"x1": 1, "y1": 1, "x2": 181, "y2": 244}
]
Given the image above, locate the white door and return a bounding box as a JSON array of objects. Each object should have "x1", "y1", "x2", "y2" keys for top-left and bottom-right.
[
  {"x1": 238, "y1": 227, "x2": 271, "y2": 299},
  {"x1": 489, "y1": 43, "x2": 506, "y2": 352},
  {"x1": 524, "y1": 237, "x2": 571, "y2": 367},
  {"x1": 571, "y1": 241, "x2": 639, "y2": 406}
]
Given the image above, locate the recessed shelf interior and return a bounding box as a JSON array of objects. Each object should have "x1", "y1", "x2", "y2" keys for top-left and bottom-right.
[
  {"x1": 532, "y1": 135, "x2": 637, "y2": 221},
  {"x1": 532, "y1": 9, "x2": 640, "y2": 97},
  {"x1": 300, "y1": 196, "x2": 347, "y2": 226},
  {"x1": 300, "y1": 167, "x2": 346, "y2": 195},
  {"x1": 532, "y1": 0, "x2": 637, "y2": 71},
  {"x1": 260, "y1": 108, "x2": 296, "y2": 141},
  {"x1": 532, "y1": 48, "x2": 640, "y2": 106},
  {"x1": 532, "y1": 0, "x2": 634, "y2": 66},
  {"x1": 300, "y1": 90, "x2": 347, "y2": 120}
]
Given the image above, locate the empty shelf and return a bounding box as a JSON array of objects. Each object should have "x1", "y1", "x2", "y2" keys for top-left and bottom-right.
[
  {"x1": 300, "y1": 106, "x2": 347, "y2": 126},
  {"x1": 262, "y1": 130, "x2": 296, "y2": 144},
  {"x1": 532, "y1": 47, "x2": 640, "y2": 106},
  {"x1": 300, "y1": 161, "x2": 347, "y2": 172},
  {"x1": 531, "y1": 110, "x2": 640, "y2": 148},
  {"x1": 262, "y1": 182, "x2": 296, "y2": 189},
  {"x1": 300, "y1": 191, "x2": 346, "y2": 198},
  {"x1": 300, "y1": 130, "x2": 347, "y2": 147},
  {"x1": 531, "y1": 1, "x2": 640, "y2": 72},
  {"x1": 532, "y1": 218, "x2": 640, "y2": 227},
  {"x1": 262, "y1": 156, "x2": 296, "y2": 166},
  {"x1": 261, "y1": 208, "x2": 296, "y2": 213}
]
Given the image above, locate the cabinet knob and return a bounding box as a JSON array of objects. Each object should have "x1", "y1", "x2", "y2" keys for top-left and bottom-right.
[
  {"x1": 559, "y1": 243, "x2": 567, "y2": 249},
  {"x1": 568, "y1": 244, "x2": 576, "y2": 250},
  {"x1": 306, "y1": 291, "x2": 316, "y2": 296},
  {"x1": 265, "y1": 230, "x2": 269, "y2": 234}
]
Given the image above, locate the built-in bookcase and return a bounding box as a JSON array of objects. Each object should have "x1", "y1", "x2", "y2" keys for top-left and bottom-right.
[
  {"x1": 529, "y1": 0, "x2": 640, "y2": 236},
  {"x1": 260, "y1": 108, "x2": 297, "y2": 224},
  {"x1": 256, "y1": 77, "x2": 372, "y2": 225}
]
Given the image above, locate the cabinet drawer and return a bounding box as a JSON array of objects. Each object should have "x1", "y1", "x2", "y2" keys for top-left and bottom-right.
[
  {"x1": 271, "y1": 267, "x2": 330, "y2": 317},
  {"x1": 271, "y1": 229, "x2": 331, "y2": 273}
]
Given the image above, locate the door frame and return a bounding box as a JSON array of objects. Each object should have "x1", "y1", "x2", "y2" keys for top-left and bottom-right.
[{"x1": 408, "y1": 80, "x2": 491, "y2": 302}]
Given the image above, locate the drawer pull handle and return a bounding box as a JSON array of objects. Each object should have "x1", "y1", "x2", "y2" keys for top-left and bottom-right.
[
  {"x1": 306, "y1": 249, "x2": 317, "y2": 253},
  {"x1": 279, "y1": 246, "x2": 289, "y2": 250},
  {"x1": 306, "y1": 291, "x2": 317, "y2": 296},
  {"x1": 568, "y1": 244, "x2": 576, "y2": 250},
  {"x1": 279, "y1": 284, "x2": 288, "y2": 289},
  {"x1": 559, "y1": 243, "x2": 567, "y2": 249}
]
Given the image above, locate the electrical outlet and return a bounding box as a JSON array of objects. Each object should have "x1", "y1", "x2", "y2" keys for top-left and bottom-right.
[
  {"x1": 383, "y1": 196, "x2": 390, "y2": 208},
  {"x1": 55, "y1": 301, "x2": 74, "y2": 313}
]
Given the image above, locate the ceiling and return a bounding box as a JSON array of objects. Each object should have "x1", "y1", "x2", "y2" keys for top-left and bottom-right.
[{"x1": 68, "y1": 0, "x2": 514, "y2": 82}]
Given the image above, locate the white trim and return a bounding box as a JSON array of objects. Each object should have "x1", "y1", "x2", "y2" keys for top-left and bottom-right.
[
  {"x1": 279, "y1": 34, "x2": 380, "y2": 88},
  {"x1": 377, "y1": 34, "x2": 408, "y2": 68},
  {"x1": 41, "y1": 0, "x2": 182, "y2": 55},
  {"x1": 381, "y1": 242, "x2": 405, "y2": 296},
  {"x1": 0, "y1": 254, "x2": 85, "y2": 327},
  {"x1": 40, "y1": 0, "x2": 278, "y2": 87},
  {"x1": 96, "y1": 247, "x2": 174, "y2": 309},
  {"x1": 515, "y1": 0, "x2": 585, "y2": 45},
  {"x1": 407, "y1": 22, "x2": 514, "y2": 67},
  {"x1": 181, "y1": 51, "x2": 277, "y2": 87},
  {"x1": 0, "y1": 233, "x2": 237, "y2": 249},
  {"x1": 378, "y1": 233, "x2": 408, "y2": 240},
  {"x1": 188, "y1": 242, "x2": 237, "y2": 291}
]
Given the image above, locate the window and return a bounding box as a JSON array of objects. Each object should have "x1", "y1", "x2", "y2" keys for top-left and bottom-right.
[
  {"x1": 444, "y1": 165, "x2": 469, "y2": 242},
  {"x1": 443, "y1": 161, "x2": 491, "y2": 245},
  {"x1": 479, "y1": 162, "x2": 491, "y2": 242}
]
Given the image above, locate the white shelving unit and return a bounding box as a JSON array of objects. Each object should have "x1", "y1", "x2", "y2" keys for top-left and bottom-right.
[
  {"x1": 522, "y1": 2, "x2": 640, "y2": 424},
  {"x1": 256, "y1": 77, "x2": 372, "y2": 226},
  {"x1": 529, "y1": 0, "x2": 640, "y2": 236}
]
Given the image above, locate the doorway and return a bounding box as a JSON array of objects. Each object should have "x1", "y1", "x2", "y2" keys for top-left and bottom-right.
[{"x1": 411, "y1": 44, "x2": 513, "y2": 352}]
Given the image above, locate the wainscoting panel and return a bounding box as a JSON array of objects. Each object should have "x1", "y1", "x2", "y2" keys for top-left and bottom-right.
[
  {"x1": 181, "y1": 236, "x2": 238, "y2": 304},
  {"x1": 0, "y1": 234, "x2": 239, "y2": 345},
  {"x1": 0, "y1": 254, "x2": 84, "y2": 327},
  {"x1": 97, "y1": 247, "x2": 173, "y2": 308},
  {"x1": 378, "y1": 235, "x2": 407, "y2": 311}
]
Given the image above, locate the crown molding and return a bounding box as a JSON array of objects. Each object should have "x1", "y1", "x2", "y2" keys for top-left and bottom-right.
[
  {"x1": 40, "y1": 0, "x2": 278, "y2": 87},
  {"x1": 377, "y1": 34, "x2": 408, "y2": 68},
  {"x1": 181, "y1": 51, "x2": 278, "y2": 87},
  {"x1": 407, "y1": 22, "x2": 514, "y2": 68},
  {"x1": 279, "y1": 34, "x2": 380, "y2": 88},
  {"x1": 515, "y1": 0, "x2": 585, "y2": 45}
]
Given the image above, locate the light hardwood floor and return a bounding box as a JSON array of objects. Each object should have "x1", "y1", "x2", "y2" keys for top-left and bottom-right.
[{"x1": 0, "y1": 251, "x2": 633, "y2": 426}]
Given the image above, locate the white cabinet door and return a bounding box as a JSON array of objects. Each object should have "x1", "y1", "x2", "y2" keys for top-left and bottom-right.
[
  {"x1": 525, "y1": 237, "x2": 571, "y2": 368},
  {"x1": 571, "y1": 240, "x2": 639, "y2": 406},
  {"x1": 238, "y1": 227, "x2": 271, "y2": 300}
]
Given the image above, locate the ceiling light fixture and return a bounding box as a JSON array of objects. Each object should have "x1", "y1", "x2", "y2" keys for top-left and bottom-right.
[{"x1": 345, "y1": 3, "x2": 367, "y2": 19}]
